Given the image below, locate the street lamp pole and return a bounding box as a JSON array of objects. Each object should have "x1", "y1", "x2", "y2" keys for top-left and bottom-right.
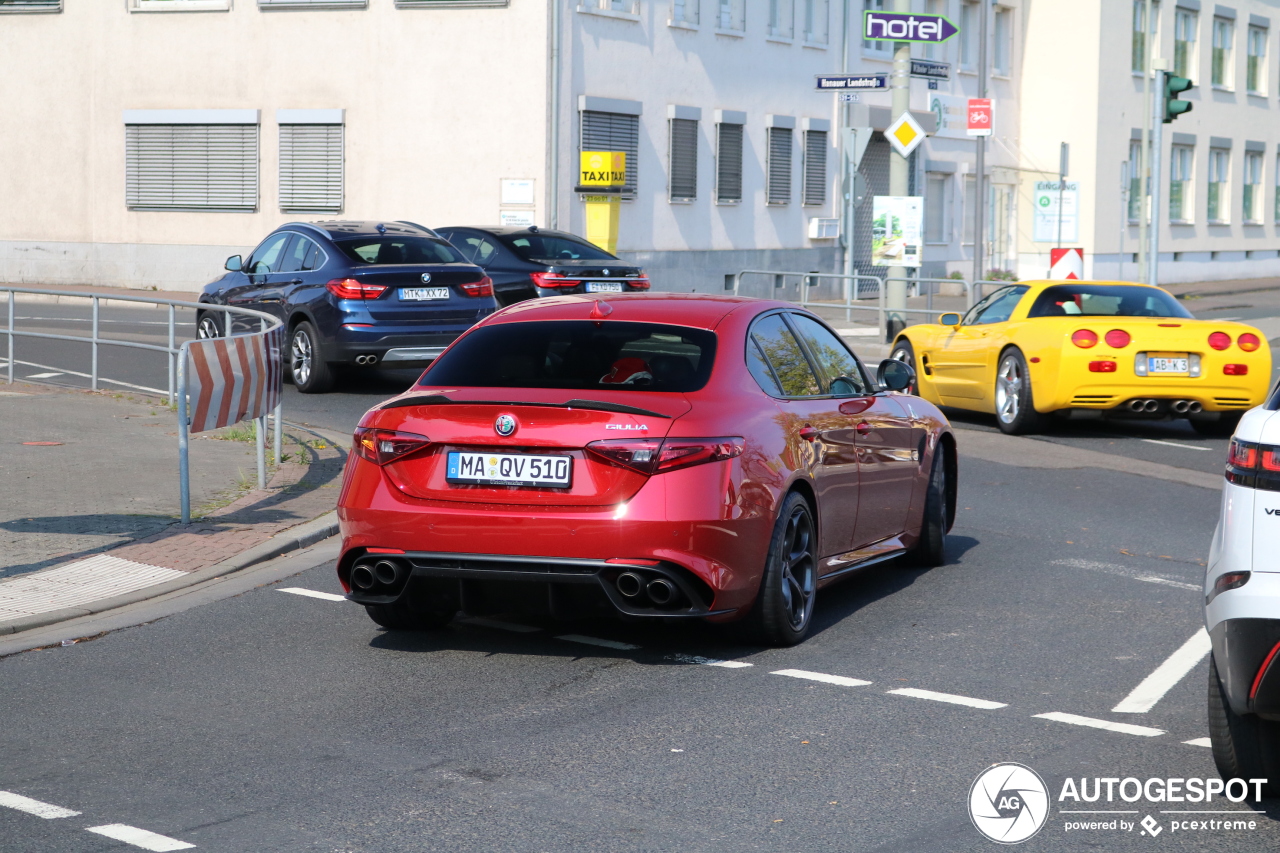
[
  {"x1": 885, "y1": 0, "x2": 912, "y2": 341},
  {"x1": 972, "y1": 0, "x2": 989, "y2": 286}
]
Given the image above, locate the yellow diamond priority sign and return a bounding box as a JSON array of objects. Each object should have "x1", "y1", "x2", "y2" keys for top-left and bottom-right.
[{"x1": 885, "y1": 112, "x2": 926, "y2": 158}]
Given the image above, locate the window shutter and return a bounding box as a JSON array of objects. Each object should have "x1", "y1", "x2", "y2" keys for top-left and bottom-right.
[
  {"x1": 716, "y1": 122, "x2": 744, "y2": 203},
  {"x1": 279, "y1": 123, "x2": 344, "y2": 212},
  {"x1": 0, "y1": 0, "x2": 62, "y2": 11},
  {"x1": 767, "y1": 126, "x2": 793, "y2": 205},
  {"x1": 259, "y1": 0, "x2": 364, "y2": 6},
  {"x1": 668, "y1": 118, "x2": 698, "y2": 202},
  {"x1": 125, "y1": 124, "x2": 258, "y2": 211},
  {"x1": 581, "y1": 110, "x2": 639, "y2": 198},
  {"x1": 802, "y1": 129, "x2": 827, "y2": 205}
]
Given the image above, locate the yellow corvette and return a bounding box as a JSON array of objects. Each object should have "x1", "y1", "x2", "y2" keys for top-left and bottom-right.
[{"x1": 889, "y1": 280, "x2": 1271, "y2": 435}]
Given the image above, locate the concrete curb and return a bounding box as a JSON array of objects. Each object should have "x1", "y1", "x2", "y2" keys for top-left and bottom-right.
[{"x1": 0, "y1": 511, "x2": 339, "y2": 637}]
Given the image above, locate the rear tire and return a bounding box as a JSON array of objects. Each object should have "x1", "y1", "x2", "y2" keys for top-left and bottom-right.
[
  {"x1": 748, "y1": 492, "x2": 818, "y2": 647},
  {"x1": 1207, "y1": 653, "x2": 1280, "y2": 798},
  {"x1": 994, "y1": 348, "x2": 1045, "y2": 435},
  {"x1": 195, "y1": 312, "x2": 223, "y2": 340},
  {"x1": 889, "y1": 339, "x2": 919, "y2": 396},
  {"x1": 365, "y1": 600, "x2": 456, "y2": 632},
  {"x1": 1192, "y1": 412, "x2": 1243, "y2": 437},
  {"x1": 290, "y1": 321, "x2": 335, "y2": 394},
  {"x1": 906, "y1": 444, "x2": 949, "y2": 568}
]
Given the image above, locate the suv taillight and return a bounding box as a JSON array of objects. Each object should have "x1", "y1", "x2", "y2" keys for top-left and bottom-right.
[
  {"x1": 327, "y1": 279, "x2": 388, "y2": 300},
  {"x1": 585, "y1": 437, "x2": 744, "y2": 475},
  {"x1": 629, "y1": 275, "x2": 651, "y2": 290},
  {"x1": 460, "y1": 276, "x2": 493, "y2": 297},
  {"x1": 354, "y1": 427, "x2": 431, "y2": 465}
]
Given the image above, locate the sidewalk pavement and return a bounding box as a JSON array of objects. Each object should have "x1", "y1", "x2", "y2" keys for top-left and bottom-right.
[{"x1": 0, "y1": 381, "x2": 346, "y2": 636}]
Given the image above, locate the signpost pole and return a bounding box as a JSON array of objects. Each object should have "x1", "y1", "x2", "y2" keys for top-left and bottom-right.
[
  {"x1": 1056, "y1": 142, "x2": 1069, "y2": 249},
  {"x1": 886, "y1": 0, "x2": 911, "y2": 341},
  {"x1": 1149, "y1": 66, "x2": 1165, "y2": 287},
  {"x1": 1138, "y1": 0, "x2": 1153, "y2": 279},
  {"x1": 973, "y1": 0, "x2": 988, "y2": 286},
  {"x1": 177, "y1": 345, "x2": 191, "y2": 525}
]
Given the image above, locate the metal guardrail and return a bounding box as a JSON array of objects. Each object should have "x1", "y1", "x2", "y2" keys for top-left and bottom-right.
[{"x1": 1, "y1": 287, "x2": 284, "y2": 523}]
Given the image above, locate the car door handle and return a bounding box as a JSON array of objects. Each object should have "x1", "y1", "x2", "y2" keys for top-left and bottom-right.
[
  {"x1": 287, "y1": 279, "x2": 302, "y2": 285},
  {"x1": 799, "y1": 426, "x2": 820, "y2": 442},
  {"x1": 857, "y1": 422, "x2": 872, "y2": 435}
]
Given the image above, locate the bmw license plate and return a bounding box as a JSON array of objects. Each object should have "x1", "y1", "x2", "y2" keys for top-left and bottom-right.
[
  {"x1": 446, "y1": 451, "x2": 572, "y2": 488},
  {"x1": 1148, "y1": 355, "x2": 1190, "y2": 374},
  {"x1": 585, "y1": 281, "x2": 623, "y2": 293},
  {"x1": 399, "y1": 287, "x2": 450, "y2": 301}
]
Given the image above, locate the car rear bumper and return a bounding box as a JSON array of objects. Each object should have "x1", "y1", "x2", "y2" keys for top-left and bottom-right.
[
  {"x1": 1049, "y1": 382, "x2": 1264, "y2": 413},
  {"x1": 329, "y1": 329, "x2": 462, "y2": 365}
]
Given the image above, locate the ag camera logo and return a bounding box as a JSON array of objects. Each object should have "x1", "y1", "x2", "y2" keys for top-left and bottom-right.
[{"x1": 969, "y1": 763, "x2": 1050, "y2": 844}]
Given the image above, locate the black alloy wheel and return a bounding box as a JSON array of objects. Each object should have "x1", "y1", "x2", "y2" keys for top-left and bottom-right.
[
  {"x1": 290, "y1": 321, "x2": 335, "y2": 394},
  {"x1": 195, "y1": 312, "x2": 223, "y2": 340},
  {"x1": 889, "y1": 338, "x2": 919, "y2": 396},
  {"x1": 906, "y1": 444, "x2": 949, "y2": 567},
  {"x1": 994, "y1": 348, "x2": 1045, "y2": 435},
  {"x1": 751, "y1": 492, "x2": 818, "y2": 646},
  {"x1": 1207, "y1": 653, "x2": 1280, "y2": 799}
]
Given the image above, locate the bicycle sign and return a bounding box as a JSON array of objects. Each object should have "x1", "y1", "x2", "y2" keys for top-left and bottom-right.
[{"x1": 967, "y1": 98, "x2": 992, "y2": 137}]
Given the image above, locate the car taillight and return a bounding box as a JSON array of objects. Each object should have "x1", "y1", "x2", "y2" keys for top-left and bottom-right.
[
  {"x1": 531, "y1": 271, "x2": 581, "y2": 289},
  {"x1": 327, "y1": 278, "x2": 388, "y2": 300},
  {"x1": 1229, "y1": 438, "x2": 1258, "y2": 470},
  {"x1": 585, "y1": 437, "x2": 744, "y2": 475},
  {"x1": 460, "y1": 276, "x2": 493, "y2": 297},
  {"x1": 1104, "y1": 329, "x2": 1131, "y2": 348},
  {"x1": 1208, "y1": 571, "x2": 1251, "y2": 604},
  {"x1": 1238, "y1": 333, "x2": 1262, "y2": 352},
  {"x1": 629, "y1": 276, "x2": 651, "y2": 290},
  {"x1": 1224, "y1": 364, "x2": 1249, "y2": 375},
  {"x1": 353, "y1": 427, "x2": 431, "y2": 465},
  {"x1": 1208, "y1": 331, "x2": 1232, "y2": 351},
  {"x1": 1263, "y1": 448, "x2": 1280, "y2": 472},
  {"x1": 1088, "y1": 361, "x2": 1116, "y2": 372},
  {"x1": 1071, "y1": 329, "x2": 1098, "y2": 348}
]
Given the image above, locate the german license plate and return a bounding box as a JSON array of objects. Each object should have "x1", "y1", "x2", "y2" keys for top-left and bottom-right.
[
  {"x1": 1148, "y1": 355, "x2": 1189, "y2": 373},
  {"x1": 585, "y1": 281, "x2": 623, "y2": 293},
  {"x1": 446, "y1": 451, "x2": 572, "y2": 488},
  {"x1": 399, "y1": 287, "x2": 450, "y2": 301}
]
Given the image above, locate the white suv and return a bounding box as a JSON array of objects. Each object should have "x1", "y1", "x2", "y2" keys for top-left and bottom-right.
[{"x1": 1206, "y1": 400, "x2": 1280, "y2": 794}]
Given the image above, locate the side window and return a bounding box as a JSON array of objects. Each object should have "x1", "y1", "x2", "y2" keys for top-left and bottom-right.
[
  {"x1": 248, "y1": 233, "x2": 291, "y2": 275},
  {"x1": 471, "y1": 236, "x2": 501, "y2": 267},
  {"x1": 746, "y1": 336, "x2": 783, "y2": 396},
  {"x1": 963, "y1": 285, "x2": 1029, "y2": 325},
  {"x1": 749, "y1": 313, "x2": 822, "y2": 397},
  {"x1": 279, "y1": 236, "x2": 309, "y2": 274},
  {"x1": 302, "y1": 240, "x2": 321, "y2": 271},
  {"x1": 788, "y1": 314, "x2": 869, "y2": 396}
]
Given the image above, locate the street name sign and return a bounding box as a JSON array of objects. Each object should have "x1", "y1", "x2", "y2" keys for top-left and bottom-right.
[
  {"x1": 967, "y1": 98, "x2": 992, "y2": 137},
  {"x1": 910, "y1": 59, "x2": 950, "y2": 80},
  {"x1": 863, "y1": 11, "x2": 959, "y2": 43},
  {"x1": 816, "y1": 74, "x2": 888, "y2": 91},
  {"x1": 885, "y1": 111, "x2": 927, "y2": 158}
]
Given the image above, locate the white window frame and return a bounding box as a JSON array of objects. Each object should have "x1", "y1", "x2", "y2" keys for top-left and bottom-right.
[
  {"x1": 925, "y1": 172, "x2": 951, "y2": 244},
  {"x1": 1174, "y1": 9, "x2": 1199, "y2": 81},
  {"x1": 1127, "y1": 139, "x2": 1145, "y2": 222},
  {"x1": 130, "y1": 0, "x2": 230, "y2": 11},
  {"x1": 766, "y1": 117, "x2": 794, "y2": 206},
  {"x1": 667, "y1": 106, "x2": 700, "y2": 203},
  {"x1": 1170, "y1": 144, "x2": 1194, "y2": 223},
  {"x1": 768, "y1": 0, "x2": 794, "y2": 41},
  {"x1": 0, "y1": 0, "x2": 62, "y2": 12},
  {"x1": 123, "y1": 109, "x2": 260, "y2": 212},
  {"x1": 578, "y1": 0, "x2": 639, "y2": 18},
  {"x1": 863, "y1": 0, "x2": 891, "y2": 57},
  {"x1": 1243, "y1": 149, "x2": 1263, "y2": 223},
  {"x1": 993, "y1": 6, "x2": 1012, "y2": 77},
  {"x1": 715, "y1": 0, "x2": 745, "y2": 33},
  {"x1": 1208, "y1": 147, "x2": 1230, "y2": 223},
  {"x1": 278, "y1": 109, "x2": 345, "y2": 214},
  {"x1": 261, "y1": 0, "x2": 366, "y2": 8},
  {"x1": 714, "y1": 111, "x2": 745, "y2": 205},
  {"x1": 962, "y1": 175, "x2": 976, "y2": 244},
  {"x1": 579, "y1": 97, "x2": 642, "y2": 200},
  {"x1": 670, "y1": 0, "x2": 698, "y2": 27},
  {"x1": 1247, "y1": 25, "x2": 1268, "y2": 94},
  {"x1": 1212, "y1": 16, "x2": 1235, "y2": 89},
  {"x1": 801, "y1": 120, "x2": 828, "y2": 206},
  {"x1": 802, "y1": 0, "x2": 828, "y2": 45}
]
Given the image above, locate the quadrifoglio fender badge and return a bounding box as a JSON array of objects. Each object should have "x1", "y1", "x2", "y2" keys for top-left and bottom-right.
[{"x1": 605, "y1": 424, "x2": 648, "y2": 431}]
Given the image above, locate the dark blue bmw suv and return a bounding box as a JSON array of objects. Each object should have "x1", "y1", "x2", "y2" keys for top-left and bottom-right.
[{"x1": 197, "y1": 221, "x2": 495, "y2": 393}]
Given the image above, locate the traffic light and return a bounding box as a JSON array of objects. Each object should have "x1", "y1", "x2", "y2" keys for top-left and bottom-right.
[{"x1": 1164, "y1": 74, "x2": 1194, "y2": 123}]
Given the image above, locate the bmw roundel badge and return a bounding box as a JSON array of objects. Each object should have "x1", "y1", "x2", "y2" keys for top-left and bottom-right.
[
  {"x1": 602, "y1": 269, "x2": 610, "y2": 276},
  {"x1": 494, "y1": 414, "x2": 518, "y2": 437},
  {"x1": 420, "y1": 273, "x2": 432, "y2": 284}
]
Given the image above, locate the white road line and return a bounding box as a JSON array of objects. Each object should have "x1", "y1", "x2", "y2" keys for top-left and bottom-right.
[
  {"x1": 458, "y1": 616, "x2": 541, "y2": 633},
  {"x1": 556, "y1": 634, "x2": 641, "y2": 650},
  {"x1": 669, "y1": 653, "x2": 753, "y2": 668},
  {"x1": 0, "y1": 790, "x2": 80, "y2": 819},
  {"x1": 1033, "y1": 712, "x2": 1165, "y2": 737},
  {"x1": 771, "y1": 669, "x2": 872, "y2": 687},
  {"x1": 25, "y1": 372, "x2": 64, "y2": 379},
  {"x1": 887, "y1": 687, "x2": 1007, "y2": 709},
  {"x1": 1111, "y1": 628, "x2": 1213, "y2": 714},
  {"x1": 1184, "y1": 737, "x2": 1213, "y2": 748},
  {"x1": 1050, "y1": 558, "x2": 1200, "y2": 591},
  {"x1": 6, "y1": 358, "x2": 168, "y2": 395},
  {"x1": 85, "y1": 825, "x2": 195, "y2": 851},
  {"x1": 1141, "y1": 439, "x2": 1211, "y2": 451},
  {"x1": 276, "y1": 587, "x2": 346, "y2": 602}
]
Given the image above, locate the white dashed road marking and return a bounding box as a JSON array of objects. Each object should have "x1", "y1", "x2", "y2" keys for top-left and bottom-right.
[
  {"x1": 1141, "y1": 439, "x2": 1211, "y2": 451},
  {"x1": 1051, "y1": 558, "x2": 1201, "y2": 591},
  {"x1": 0, "y1": 791, "x2": 80, "y2": 819},
  {"x1": 25, "y1": 372, "x2": 64, "y2": 379},
  {"x1": 1112, "y1": 628, "x2": 1213, "y2": 714},
  {"x1": 276, "y1": 587, "x2": 346, "y2": 602},
  {"x1": 771, "y1": 669, "x2": 872, "y2": 687},
  {"x1": 669, "y1": 654, "x2": 753, "y2": 668},
  {"x1": 457, "y1": 616, "x2": 541, "y2": 633},
  {"x1": 1034, "y1": 712, "x2": 1166, "y2": 737},
  {"x1": 556, "y1": 634, "x2": 642, "y2": 650},
  {"x1": 86, "y1": 824, "x2": 195, "y2": 851},
  {"x1": 887, "y1": 687, "x2": 1007, "y2": 709},
  {"x1": 1184, "y1": 737, "x2": 1213, "y2": 748}
]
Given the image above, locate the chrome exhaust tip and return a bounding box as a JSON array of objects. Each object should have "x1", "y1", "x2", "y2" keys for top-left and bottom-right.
[
  {"x1": 646, "y1": 578, "x2": 676, "y2": 606},
  {"x1": 373, "y1": 560, "x2": 399, "y2": 585},
  {"x1": 1128, "y1": 399, "x2": 1146, "y2": 412},
  {"x1": 1189, "y1": 401, "x2": 1203, "y2": 413},
  {"x1": 616, "y1": 572, "x2": 645, "y2": 599},
  {"x1": 1172, "y1": 400, "x2": 1190, "y2": 414},
  {"x1": 354, "y1": 354, "x2": 379, "y2": 365},
  {"x1": 351, "y1": 564, "x2": 376, "y2": 590},
  {"x1": 1143, "y1": 399, "x2": 1160, "y2": 412}
]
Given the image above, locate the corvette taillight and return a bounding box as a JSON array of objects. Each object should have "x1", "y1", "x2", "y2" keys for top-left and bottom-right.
[
  {"x1": 586, "y1": 437, "x2": 744, "y2": 475},
  {"x1": 1071, "y1": 329, "x2": 1098, "y2": 348},
  {"x1": 327, "y1": 278, "x2": 388, "y2": 300},
  {"x1": 460, "y1": 276, "x2": 493, "y2": 297},
  {"x1": 1104, "y1": 329, "x2": 1131, "y2": 349},
  {"x1": 1238, "y1": 333, "x2": 1262, "y2": 352},
  {"x1": 354, "y1": 427, "x2": 431, "y2": 465},
  {"x1": 1209, "y1": 331, "x2": 1232, "y2": 351}
]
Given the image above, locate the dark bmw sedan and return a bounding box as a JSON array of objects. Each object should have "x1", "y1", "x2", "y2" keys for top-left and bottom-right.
[
  {"x1": 434, "y1": 225, "x2": 648, "y2": 307},
  {"x1": 197, "y1": 221, "x2": 495, "y2": 393}
]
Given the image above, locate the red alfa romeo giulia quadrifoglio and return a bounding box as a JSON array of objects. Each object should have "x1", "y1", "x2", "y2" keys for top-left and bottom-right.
[{"x1": 336, "y1": 293, "x2": 956, "y2": 645}]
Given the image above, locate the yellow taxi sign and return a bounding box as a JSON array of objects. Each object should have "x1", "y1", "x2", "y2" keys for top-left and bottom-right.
[
  {"x1": 579, "y1": 151, "x2": 627, "y2": 187},
  {"x1": 885, "y1": 112, "x2": 926, "y2": 158}
]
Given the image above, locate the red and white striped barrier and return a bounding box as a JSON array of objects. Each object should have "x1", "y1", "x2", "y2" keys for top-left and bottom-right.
[
  {"x1": 1049, "y1": 248, "x2": 1084, "y2": 280},
  {"x1": 185, "y1": 328, "x2": 283, "y2": 434}
]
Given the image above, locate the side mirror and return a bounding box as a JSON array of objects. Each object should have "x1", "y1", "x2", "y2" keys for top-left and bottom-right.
[
  {"x1": 225, "y1": 255, "x2": 243, "y2": 272},
  {"x1": 877, "y1": 359, "x2": 916, "y2": 393},
  {"x1": 939, "y1": 312, "x2": 962, "y2": 328}
]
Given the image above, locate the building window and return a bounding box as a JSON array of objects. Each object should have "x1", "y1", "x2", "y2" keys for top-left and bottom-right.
[
  {"x1": 130, "y1": 0, "x2": 231, "y2": 10},
  {"x1": 1174, "y1": 9, "x2": 1198, "y2": 80},
  {"x1": 962, "y1": 175, "x2": 976, "y2": 244},
  {"x1": 925, "y1": 173, "x2": 950, "y2": 243},
  {"x1": 668, "y1": 118, "x2": 698, "y2": 202},
  {"x1": 1248, "y1": 25, "x2": 1267, "y2": 93},
  {"x1": 1132, "y1": 1, "x2": 1161, "y2": 72},
  {"x1": 716, "y1": 0, "x2": 744, "y2": 30},
  {"x1": 715, "y1": 120, "x2": 744, "y2": 204},
  {"x1": 1170, "y1": 145, "x2": 1193, "y2": 221},
  {"x1": 0, "y1": 0, "x2": 62, "y2": 12},
  {"x1": 960, "y1": 1, "x2": 978, "y2": 69},
  {"x1": 766, "y1": 126, "x2": 793, "y2": 205},
  {"x1": 863, "y1": 0, "x2": 889, "y2": 55},
  {"x1": 1208, "y1": 148, "x2": 1229, "y2": 222},
  {"x1": 671, "y1": 0, "x2": 698, "y2": 25},
  {"x1": 124, "y1": 111, "x2": 258, "y2": 212},
  {"x1": 1275, "y1": 152, "x2": 1280, "y2": 221},
  {"x1": 768, "y1": 0, "x2": 793, "y2": 38},
  {"x1": 1244, "y1": 150, "x2": 1263, "y2": 222},
  {"x1": 993, "y1": 7, "x2": 1012, "y2": 76},
  {"x1": 803, "y1": 0, "x2": 828, "y2": 44},
  {"x1": 261, "y1": 0, "x2": 366, "y2": 7},
  {"x1": 1212, "y1": 17, "x2": 1234, "y2": 87},
  {"x1": 1128, "y1": 139, "x2": 1144, "y2": 221},
  {"x1": 802, "y1": 129, "x2": 827, "y2": 205},
  {"x1": 581, "y1": 110, "x2": 640, "y2": 199},
  {"x1": 278, "y1": 113, "x2": 344, "y2": 213},
  {"x1": 396, "y1": 0, "x2": 508, "y2": 6}
]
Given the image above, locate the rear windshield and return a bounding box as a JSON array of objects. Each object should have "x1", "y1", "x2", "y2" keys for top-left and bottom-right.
[
  {"x1": 498, "y1": 233, "x2": 617, "y2": 263},
  {"x1": 419, "y1": 321, "x2": 716, "y2": 393},
  {"x1": 335, "y1": 236, "x2": 463, "y2": 265},
  {"x1": 1026, "y1": 285, "x2": 1193, "y2": 319}
]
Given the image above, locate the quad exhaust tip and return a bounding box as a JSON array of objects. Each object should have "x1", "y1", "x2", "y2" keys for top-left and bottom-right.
[
  {"x1": 355, "y1": 354, "x2": 379, "y2": 365},
  {"x1": 351, "y1": 563, "x2": 375, "y2": 590},
  {"x1": 646, "y1": 578, "x2": 676, "y2": 606},
  {"x1": 1128, "y1": 399, "x2": 1160, "y2": 413},
  {"x1": 374, "y1": 560, "x2": 399, "y2": 585},
  {"x1": 616, "y1": 572, "x2": 645, "y2": 599}
]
